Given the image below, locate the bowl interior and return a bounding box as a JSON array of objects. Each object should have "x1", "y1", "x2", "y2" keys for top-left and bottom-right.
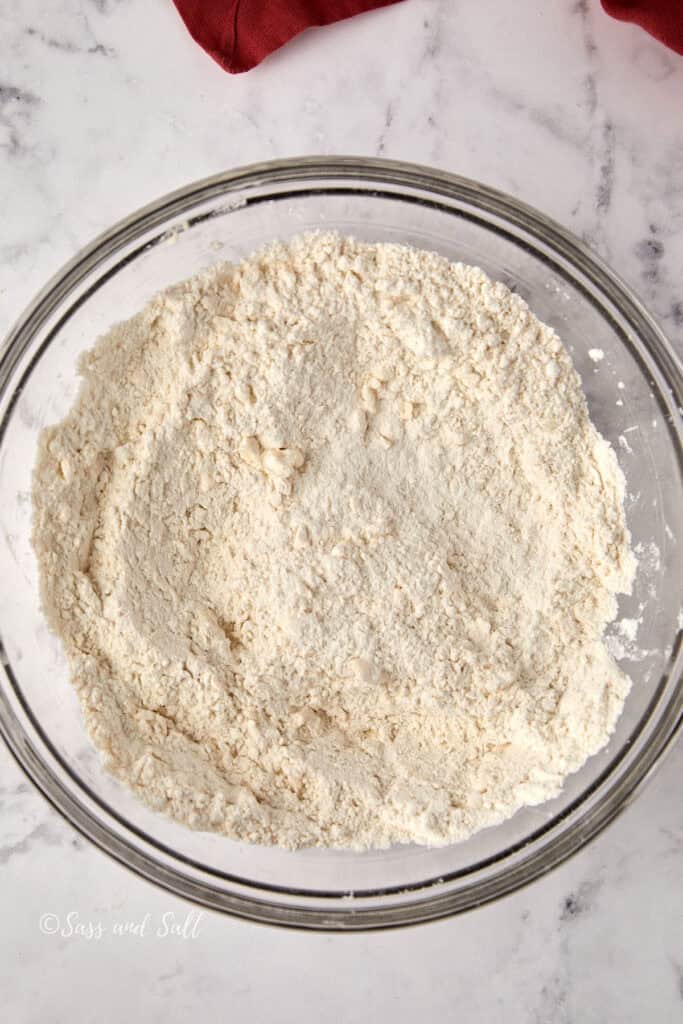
[{"x1": 0, "y1": 165, "x2": 681, "y2": 923}]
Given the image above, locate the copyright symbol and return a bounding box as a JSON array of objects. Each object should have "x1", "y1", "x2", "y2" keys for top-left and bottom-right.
[{"x1": 39, "y1": 913, "x2": 60, "y2": 935}]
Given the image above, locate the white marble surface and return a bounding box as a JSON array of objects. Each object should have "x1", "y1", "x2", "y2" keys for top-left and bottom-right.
[{"x1": 1, "y1": 0, "x2": 682, "y2": 1019}]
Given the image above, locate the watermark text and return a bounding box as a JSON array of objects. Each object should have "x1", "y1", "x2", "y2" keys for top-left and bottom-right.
[{"x1": 39, "y1": 909, "x2": 203, "y2": 941}]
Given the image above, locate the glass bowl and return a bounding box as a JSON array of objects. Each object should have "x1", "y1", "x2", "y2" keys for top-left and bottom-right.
[{"x1": 1, "y1": 157, "x2": 682, "y2": 931}]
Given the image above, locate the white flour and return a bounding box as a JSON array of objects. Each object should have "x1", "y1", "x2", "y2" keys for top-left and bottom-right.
[{"x1": 32, "y1": 232, "x2": 636, "y2": 849}]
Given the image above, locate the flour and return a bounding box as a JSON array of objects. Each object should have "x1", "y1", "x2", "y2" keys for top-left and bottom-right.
[{"x1": 32, "y1": 232, "x2": 636, "y2": 849}]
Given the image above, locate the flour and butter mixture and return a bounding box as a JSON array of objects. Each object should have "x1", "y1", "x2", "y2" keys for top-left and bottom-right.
[{"x1": 32, "y1": 233, "x2": 636, "y2": 849}]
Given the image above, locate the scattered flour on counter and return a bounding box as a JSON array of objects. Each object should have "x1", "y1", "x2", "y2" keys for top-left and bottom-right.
[
  {"x1": 617, "y1": 618, "x2": 639, "y2": 642},
  {"x1": 588, "y1": 348, "x2": 605, "y2": 362},
  {"x1": 635, "y1": 540, "x2": 661, "y2": 575},
  {"x1": 32, "y1": 232, "x2": 637, "y2": 850},
  {"x1": 605, "y1": 615, "x2": 651, "y2": 663}
]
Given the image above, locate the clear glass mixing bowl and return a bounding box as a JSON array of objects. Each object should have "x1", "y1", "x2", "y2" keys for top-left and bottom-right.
[{"x1": 1, "y1": 158, "x2": 681, "y2": 930}]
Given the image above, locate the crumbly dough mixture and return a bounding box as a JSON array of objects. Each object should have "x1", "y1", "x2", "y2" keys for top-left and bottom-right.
[{"x1": 32, "y1": 232, "x2": 636, "y2": 849}]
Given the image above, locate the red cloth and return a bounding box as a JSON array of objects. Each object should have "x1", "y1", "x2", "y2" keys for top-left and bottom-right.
[
  {"x1": 171, "y1": 0, "x2": 404, "y2": 73},
  {"x1": 171, "y1": 0, "x2": 683, "y2": 74},
  {"x1": 602, "y1": 1, "x2": 683, "y2": 54}
]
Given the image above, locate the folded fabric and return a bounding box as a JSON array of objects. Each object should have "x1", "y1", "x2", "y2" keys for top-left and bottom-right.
[
  {"x1": 171, "y1": 0, "x2": 683, "y2": 74},
  {"x1": 602, "y1": 0, "x2": 683, "y2": 54},
  {"x1": 171, "y1": 0, "x2": 404, "y2": 73}
]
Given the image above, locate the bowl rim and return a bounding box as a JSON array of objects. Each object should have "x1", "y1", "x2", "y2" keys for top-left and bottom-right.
[{"x1": 1, "y1": 155, "x2": 682, "y2": 931}]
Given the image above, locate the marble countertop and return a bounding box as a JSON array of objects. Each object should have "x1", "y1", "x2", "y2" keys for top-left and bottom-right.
[{"x1": 1, "y1": 1, "x2": 682, "y2": 1020}]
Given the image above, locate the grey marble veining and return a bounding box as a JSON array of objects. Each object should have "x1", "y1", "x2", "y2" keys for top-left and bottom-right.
[{"x1": 0, "y1": 0, "x2": 682, "y2": 1020}]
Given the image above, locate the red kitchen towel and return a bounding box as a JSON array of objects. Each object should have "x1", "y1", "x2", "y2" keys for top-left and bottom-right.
[
  {"x1": 171, "y1": 0, "x2": 405, "y2": 73},
  {"x1": 171, "y1": 0, "x2": 683, "y2": 74},
  {"x1": 602, "y1": 1, "x2": 683, "y2": 54}
]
